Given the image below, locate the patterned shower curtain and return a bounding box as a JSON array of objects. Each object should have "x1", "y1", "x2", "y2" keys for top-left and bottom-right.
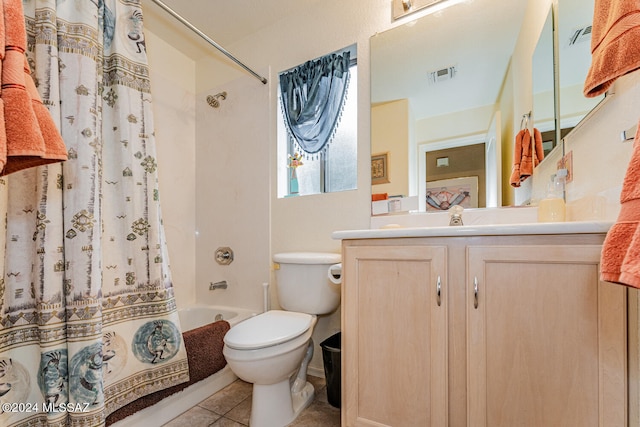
[{"x1": 0, "y1": 0, "x2": 189, "y2": 426}]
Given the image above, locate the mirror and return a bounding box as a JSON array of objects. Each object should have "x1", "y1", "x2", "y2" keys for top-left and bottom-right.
[
  {"x1": 558, "y1": 0, "x2": 603, "y2": 132},
  {"x1": 371, "y1": 0, "x2": 527, "y2": 210},
  {"x1": 533, "y1": 7, "x2": 557, "y2": 157},
  {"x1": 371, "y1": 0, "x2": 602, "y2": 212}
]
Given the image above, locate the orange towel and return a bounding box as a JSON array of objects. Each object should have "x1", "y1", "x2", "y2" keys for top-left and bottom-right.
[
  {"x1": 584, "y1": 0, "x2": 640, "y2": 97},
  {"x1": 509, "y1": 128, "x2": 544, "y2": 187},
  {"x1": 0, "y1": 0, "x2": 67, "y2": 176},
  {"x1": 585, "y1": 1, "x2": 640, "y2": 288},
  {"x1": 600, "y1": 124, "x2": 640, "y2": 288}
]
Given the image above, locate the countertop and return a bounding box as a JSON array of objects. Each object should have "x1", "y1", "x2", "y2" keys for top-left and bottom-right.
[{"x1": 332, "y1": 221, "x2": 613, "y2": 240}]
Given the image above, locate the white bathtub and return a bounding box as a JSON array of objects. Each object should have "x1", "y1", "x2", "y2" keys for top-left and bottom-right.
[
  {"x1": 111, "y1": 305, "x2": 256, "y2": 427},
  {"x1": 178, "y1": 305, "x2": 246, "y2": 330}
]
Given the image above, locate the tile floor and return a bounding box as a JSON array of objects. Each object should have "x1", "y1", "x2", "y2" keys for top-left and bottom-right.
[{"x1": 162, "y1": 375, "x2": 340, "y2": 427}]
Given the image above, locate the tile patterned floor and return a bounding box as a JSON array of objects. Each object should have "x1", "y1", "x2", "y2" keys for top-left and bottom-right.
[{"x1": 162, "y1": 375, "x2": 340, "y2": 427}]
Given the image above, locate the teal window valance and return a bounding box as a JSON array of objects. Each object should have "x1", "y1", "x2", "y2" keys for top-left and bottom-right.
[{"x1": 279, "y1": 51, "x2": 351, "y2": 156}]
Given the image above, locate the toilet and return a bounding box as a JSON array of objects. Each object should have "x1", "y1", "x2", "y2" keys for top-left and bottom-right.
[{"x1": 223, "y1": 252, "x2": 341, "y2": 427}]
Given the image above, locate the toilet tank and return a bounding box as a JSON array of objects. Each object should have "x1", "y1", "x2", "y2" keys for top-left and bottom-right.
[{"x1": 273, "y1": 252, "x2": 341, "y2": 315}]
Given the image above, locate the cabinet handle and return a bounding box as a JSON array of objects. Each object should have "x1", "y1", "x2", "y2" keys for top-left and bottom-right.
[
  {"x1": 473, "y1": 276, "x2": 479, "y2": 309},
  {"x1": 436, "y1": 275, "x2": 442, "y2": 307}
]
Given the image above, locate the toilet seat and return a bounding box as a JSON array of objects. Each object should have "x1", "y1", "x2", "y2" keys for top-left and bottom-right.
[{"x1": 224, "y1": 310, "x2": 313, "y2": 350}]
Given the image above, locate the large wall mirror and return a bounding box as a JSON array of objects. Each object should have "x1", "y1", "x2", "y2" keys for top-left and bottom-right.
[
  {"x1": 533, "y1": 7, "x2": 557, "y2": 156},
  {"x1": 558, "y1": 0, "x2": 603, "y2": 132},
  {"x1": 535, "y1": 0, "x2": 604, "y2": 158},
  {"x1": 371, "y1": 0, "x2": 602, "y2": 213}
]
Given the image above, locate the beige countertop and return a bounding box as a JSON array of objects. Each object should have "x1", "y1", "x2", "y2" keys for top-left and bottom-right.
[{"x1": 332, "y1": 221, "x2": 613, "y2": 240}]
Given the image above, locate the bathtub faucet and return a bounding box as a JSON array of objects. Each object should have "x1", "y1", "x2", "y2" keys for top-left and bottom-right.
[{"x1": 210, "y1": 280, "x2": 228, "y2": 290}]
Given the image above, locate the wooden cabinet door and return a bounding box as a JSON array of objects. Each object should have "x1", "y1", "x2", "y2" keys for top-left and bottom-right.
[
  {"x1": 467, "y1": 245, "x2": 627, "y2": 427},
  {"x1": 342, "y1": 245, "x2": 448, "y2": 427}
]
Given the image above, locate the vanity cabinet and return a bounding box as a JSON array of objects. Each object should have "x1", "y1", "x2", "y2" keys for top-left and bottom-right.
[
  {"x1": 342, "y1": 245, "x2": 448, "y2": 426},
  {"x1": 341, "y1": 234, "x2": 627, "y2": 427},
  {"x1": 467, "y1": 244, "x2": 627, "y2": 427}
]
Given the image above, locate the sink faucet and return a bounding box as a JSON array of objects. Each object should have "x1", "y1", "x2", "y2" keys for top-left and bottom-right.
[
  {"x1": 449, "y1": 205, "x2": 464, "y2": 226},
  {"x1": 210, "y1": 280, "x2": 228, "y2": 290}
]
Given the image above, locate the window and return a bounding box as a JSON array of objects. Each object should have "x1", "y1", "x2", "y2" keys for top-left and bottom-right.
[{"x1": 277, "y1": 46, "x2": 357, "y2": 198}]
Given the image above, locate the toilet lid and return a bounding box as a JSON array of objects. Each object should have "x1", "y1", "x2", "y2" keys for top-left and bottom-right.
[{"x1": 224, "y1": 310, "x2": 313, "y2": 350}]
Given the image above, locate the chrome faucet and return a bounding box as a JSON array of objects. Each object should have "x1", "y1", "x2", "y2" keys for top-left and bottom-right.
[
  {"x1": 449, "y1": 205, "x2": 464, "y2": 226},
  {"x1": 209, "y1": 280, "x2": 228, "y2": 290}
]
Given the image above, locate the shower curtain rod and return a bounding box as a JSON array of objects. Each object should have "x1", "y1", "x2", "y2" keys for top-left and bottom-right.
[{"x1": 150, "y1": 0, "x2": 268, "y2": 85}]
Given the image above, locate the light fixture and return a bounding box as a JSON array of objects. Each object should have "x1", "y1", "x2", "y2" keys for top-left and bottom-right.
[
  {"x1": 427, "y1": 65, "x2": 457, "y2": 84},
  {"x1": 436, "y1": 157, "x2": 450, "y2": 167},
  {"x1": 392, "y1": 0, "x2": 462, "y2": 21}
]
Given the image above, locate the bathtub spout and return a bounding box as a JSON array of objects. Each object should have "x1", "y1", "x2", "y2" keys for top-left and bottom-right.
[{"x1": 210, "y1": 281, "x2": 228, "y2": 290}]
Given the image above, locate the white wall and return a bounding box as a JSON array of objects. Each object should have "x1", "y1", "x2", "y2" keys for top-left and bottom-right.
[
  {"x1": 207, "y1": 0, "x2": 397, "y2": 254},
  {"x1": 372, "y1": 100, "x2": 410, "y2": 197},
  {"x1": 416, "y1": 104, "x2": 497, "y2": 143},
  {"x1": 563, "y1": 71, "x2": 636, "y2": 221},
  {"x1": 146, "y1": 30, "x2": 197, "y2": 308},
  {"x1": 193, "y1": 72, "x2": 271, "y2": 313},
  {"x1": 191, "y1": 0, "x2": 421, "y2": 373}
]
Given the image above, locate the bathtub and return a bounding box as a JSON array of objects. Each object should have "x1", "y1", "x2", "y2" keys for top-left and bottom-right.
[
  {"x1": 110, "y1": 305, "x2": 256, "y2": 427},
  {"x1": 178, "y1": 305, "x2": 247, "y2": 330}
]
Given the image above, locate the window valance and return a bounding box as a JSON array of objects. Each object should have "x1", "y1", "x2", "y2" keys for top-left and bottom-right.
[{"x1": 279, "y1": 51, "x2": 351, "y2": 156}]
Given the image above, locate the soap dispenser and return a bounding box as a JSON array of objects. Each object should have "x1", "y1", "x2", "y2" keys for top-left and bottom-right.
[{"x1": 537, "y1": 170, "x2": 566, "y2": 222}]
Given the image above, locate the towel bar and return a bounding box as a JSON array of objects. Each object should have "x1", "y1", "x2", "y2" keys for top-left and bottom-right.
[{"x1": 621, "y1": 124, "x2": 637, "y2": 141}]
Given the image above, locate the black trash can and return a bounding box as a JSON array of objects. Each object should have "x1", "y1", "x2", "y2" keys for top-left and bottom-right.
[{"x1": 320, "y1": 332, "x2": 341, "y2": 408}]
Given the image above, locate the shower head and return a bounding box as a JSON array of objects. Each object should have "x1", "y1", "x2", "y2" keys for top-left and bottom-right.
[{"x1": 206, "y1": 91, "x2": 227, "y2": 108}]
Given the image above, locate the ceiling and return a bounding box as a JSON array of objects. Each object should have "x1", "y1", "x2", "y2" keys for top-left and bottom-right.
[
  {"x1": 141, "y1": 0, "x2": 593, "y2": 124},
  {"x1": 142, "y1": 0, "x2": 527, "y2": 122},
  {"x1": 141, "y1": 0, "x2": 326, "y2": 59}
]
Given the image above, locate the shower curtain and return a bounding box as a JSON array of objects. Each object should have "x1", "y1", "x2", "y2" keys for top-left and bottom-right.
[{"x1": 0, "y1": 1, "x2": 189, "y2": 426}]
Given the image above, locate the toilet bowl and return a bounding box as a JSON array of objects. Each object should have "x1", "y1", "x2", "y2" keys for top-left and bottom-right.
[
  {"x1": 223, "y1": 310, "x2": 318, "y2": 426},
  {"x1": 222, "y1": 252, "x2": 341, "y2": 427}
]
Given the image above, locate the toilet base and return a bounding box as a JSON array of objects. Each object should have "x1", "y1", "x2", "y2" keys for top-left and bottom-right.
[
  {"x1": 249, "y1": 379, "x2": 315, "y2": 427},
  {"x1": 291, "y1": 380, "x2": 315, "y2": 419}
]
